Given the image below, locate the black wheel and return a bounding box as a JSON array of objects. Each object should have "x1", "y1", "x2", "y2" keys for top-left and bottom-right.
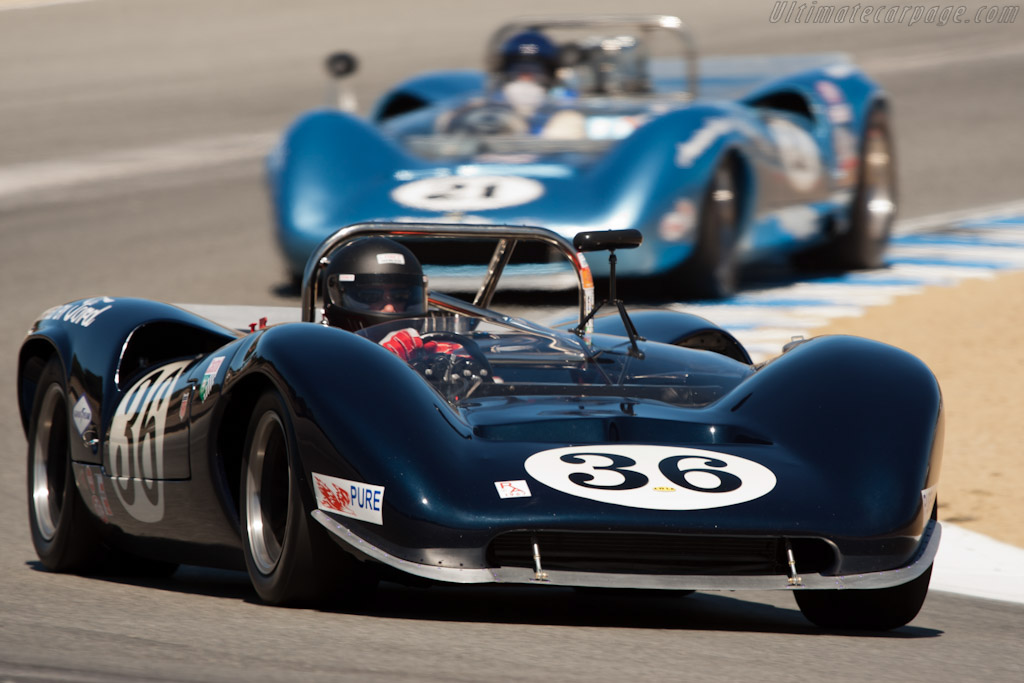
[
  {"x1": 673, "y1": 160, "x2": 740, "y2": 300},
  {"x1": 240, "y1": 391, "x2": 369, "y2": 605},
  {"x1": 794, "y1": 564, "x2": 932, "y2": 630},
  {"x1": 27, "y1": 358, "x2": 101, "y2": 572},
  {"x1": 794, "y1": 105, "x2": 896, "y2": 271}
]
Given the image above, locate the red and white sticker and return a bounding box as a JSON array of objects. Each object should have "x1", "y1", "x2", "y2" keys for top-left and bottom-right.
[
  {"x1": 377, "y1": 253, "x2": 406, "y2": 265},
  {"x1": 815, "y1": 80, "x2": 844, "y2": 104},
  {"x1": 313, "y1": 472, "x2": 384, "y2": 525},
  {"x1": 524, "y1": 445, "x2": 776, "y2": 510},
  {"x1": 495, "y1": 480, "x2": 532, "y2": 499}
]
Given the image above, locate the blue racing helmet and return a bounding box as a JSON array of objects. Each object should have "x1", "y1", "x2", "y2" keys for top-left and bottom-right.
[{"x1": 499, "y1": 30, "x2": 559, "y2": 85}]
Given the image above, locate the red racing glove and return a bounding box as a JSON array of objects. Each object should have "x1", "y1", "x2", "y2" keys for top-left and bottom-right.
[
  {"x1": 380, "y1": 328, "x2": 423, "y2": 361},
  {"x1": 380, "y1": 329, "x2": 465, "y2": 361}
]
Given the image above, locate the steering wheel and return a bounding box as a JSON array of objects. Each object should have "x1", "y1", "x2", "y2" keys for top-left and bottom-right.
[
  {"x1": 410, "y1": 331, "x2": 494, "y2": 398},
  {"x1": 441, "y1": 102, "x2": 529, "y2": 136}
]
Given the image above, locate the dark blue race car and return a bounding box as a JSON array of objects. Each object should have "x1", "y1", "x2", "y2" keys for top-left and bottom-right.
[
  {"x1": 267, "y1": 15, "x2": 896, "y2": 298},
  {"x1": 19, "y1": 222, "x2": 940, "y2": 630}
]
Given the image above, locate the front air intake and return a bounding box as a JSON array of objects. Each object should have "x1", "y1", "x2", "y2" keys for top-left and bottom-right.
[{"x1": 487, "y1": 531, "x2": 835, "y2": 576}]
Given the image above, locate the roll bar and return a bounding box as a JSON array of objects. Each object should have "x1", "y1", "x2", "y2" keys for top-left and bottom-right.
[
  {"x1": 485, "y1": 15, "x2": 699, "y2": 99},
  {"x1": 300, "y1": 222, "x2": 594, "y2": 326}
]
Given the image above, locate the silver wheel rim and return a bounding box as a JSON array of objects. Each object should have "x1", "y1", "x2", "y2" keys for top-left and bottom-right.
[
  {"x1": 711, "y1": 166, "x2": 738, "y2": 291},
  {"x1": 862, "y1": 127, "x2": 895, "y2": 240},
  {"x1": 245, "y1": 411, "x2": 290, "y2": 576},
  {"x1": 32, "y1": 384, "x2": 66, "y2": 542}
]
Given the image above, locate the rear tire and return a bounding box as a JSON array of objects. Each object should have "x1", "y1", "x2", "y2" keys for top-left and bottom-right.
[
  {"x1": 794, "y1": 105, "x2": 896, "y2": 271},
  {"x1": 240, "y1": 390, "x2": 372, "y2": 605},
  {"x1": 27, "y1": 358, "x2": 101, "y2": 572},
  {"x1": 673, "y1": 160, "x2": 740, "y2": 300},
  {"x1": 794, "y1": 564, "x2": 932, "y2": 630}
]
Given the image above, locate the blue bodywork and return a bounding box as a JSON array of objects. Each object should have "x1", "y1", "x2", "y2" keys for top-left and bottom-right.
[{"x1": 267, "y1": 25, "x2": 889, "y2": 297}]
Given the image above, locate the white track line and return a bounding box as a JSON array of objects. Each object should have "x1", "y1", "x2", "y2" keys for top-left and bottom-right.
[{"x1": 0, "y1": 0, "x2": 92, "y2": 11}]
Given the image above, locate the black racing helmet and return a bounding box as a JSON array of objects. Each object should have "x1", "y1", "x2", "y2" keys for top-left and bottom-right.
[{"x1": 322, "y1": 237, "x2": 428, "y2": 331}]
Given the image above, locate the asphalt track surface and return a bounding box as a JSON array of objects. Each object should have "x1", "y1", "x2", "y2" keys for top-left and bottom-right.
[{"x1": 1, "y1": 1, "x2": 1023, "y2": 681}]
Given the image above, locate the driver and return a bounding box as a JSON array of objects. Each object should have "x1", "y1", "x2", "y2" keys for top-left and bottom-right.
[
  {"x1": 321, "y1": 236, "x2": 459, "y2": 360},
  {"x1": 497, "y1": 29, "x2": 562, "y2": 118}
]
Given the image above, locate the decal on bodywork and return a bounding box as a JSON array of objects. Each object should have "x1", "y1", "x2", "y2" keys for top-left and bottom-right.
[
  {"x1": 198, "y1": 356, "x2": 224, "y2": 402},
  {"x1": 74, "y1": 464, "x2": 111, "y2": 523},
  {"x1": 766, "y1": 117, "x2": 823, "y2": 192},
  {"x1": 524, "y1": 445, "x2": 776, "y2": 510},
  {"x1": 675, "y1": 118, "x2": 735, "y2": 168},
  {"x1": 832, "y1": 125, "x2": 859, "y2": 185},
  {"x1": 313, "y1": 472, "x2": 384, "y2": 525},
  {"x1": 495, "y1": 480, "x2": 532, "y2": 499},
  {"x1": 41, "y1": 296, "x2": 115, "y2": 328},
  {"x1": 107, "y1": 360, "x2": 191, "y2": 523},
  {"x1": 390, "y1": 175, "x2": 545, "y2": 211},
  {"x1": 72, "y1": 394, "x2": 92, "y2": 436}
]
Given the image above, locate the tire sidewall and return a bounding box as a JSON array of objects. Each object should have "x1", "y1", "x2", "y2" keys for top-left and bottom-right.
[
  {"x1": 676, "y1": 160, "x2": 739, "y2": 299},
  {"x1": 26, "y1": 358, "x2": 98, "y2": 571},
  {"x1": 848, "y1": 105, "x2": 897, "y2": 267},
  {"x1": 240, "y1": 390, "x2": 322, "y2": 605}
]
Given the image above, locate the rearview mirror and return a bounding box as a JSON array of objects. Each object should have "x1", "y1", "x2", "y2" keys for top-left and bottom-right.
[
  {"x1": 325, "y1": 52, "x2": 358, "y2": 79},
  {"x1": 573, "y1": 229, "x2": 643, "y2": 253}
]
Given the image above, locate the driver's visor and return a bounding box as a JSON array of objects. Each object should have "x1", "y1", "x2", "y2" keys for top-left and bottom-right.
[{"x1": 331, "y1": 273, "x2": 427, "y2": 315}]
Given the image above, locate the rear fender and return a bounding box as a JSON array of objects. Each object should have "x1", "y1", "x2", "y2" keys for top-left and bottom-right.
[
  {"x1": 588, "y1": 105, "x2": 759, "y2": 273},
  {"x1": 266, "y1": 110, "x2": 423, "y2": 264},
  {"x1": 19, "y1": 298, "x2": 237, "y2": 463}
]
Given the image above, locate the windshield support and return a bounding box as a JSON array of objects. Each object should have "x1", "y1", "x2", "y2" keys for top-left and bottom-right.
[
  {"x1": 572, "y1": 247, "x2": 645, "y2": 359},
  {"x1": 473, "y1": 238, "x2": 517, "y2": 310}
]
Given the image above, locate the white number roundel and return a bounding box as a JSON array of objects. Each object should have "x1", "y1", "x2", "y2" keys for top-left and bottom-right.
[
  {"x1": 767, "y1": 118, "x2": 822, "y2": 193},
  {"x1": 524, "y1": 445, "x2": 776, "y2": 510},
  {"x1": 390, "y1": 175, "x2": 544, "y2": 211}
]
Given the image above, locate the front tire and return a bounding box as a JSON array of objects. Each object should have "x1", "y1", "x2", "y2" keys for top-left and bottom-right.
[
  {"x1": 794, "y1": 564, "x2": 932, "y2": 630},
  {"x1": 673, "y1": 160, "x2": 740, "y2": 300},
  {"x1": 27, "y1": 358, "x2": 101, "y2": 572},
  {"x1": 240, "y1": 390, "x2": 367, "y2": 605}
]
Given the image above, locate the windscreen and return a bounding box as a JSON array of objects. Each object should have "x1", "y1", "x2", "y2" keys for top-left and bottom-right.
[{"x1": 358, "y1": 314, "x2": 751, "y2": 408}]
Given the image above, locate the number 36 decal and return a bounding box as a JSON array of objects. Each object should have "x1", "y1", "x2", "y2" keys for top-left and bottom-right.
[{"x1": 524, "y1": 445, "x2": 776, "y2": 510}]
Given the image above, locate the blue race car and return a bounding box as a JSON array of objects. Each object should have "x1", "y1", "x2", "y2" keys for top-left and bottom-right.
[{"x1": 267, "y1": 15, "x2": 896, "y2": 298}]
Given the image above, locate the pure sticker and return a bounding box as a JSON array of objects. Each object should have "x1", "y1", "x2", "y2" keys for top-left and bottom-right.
[
  {"x1": 524, "y1": 445, "x2": 776, "y2": 510},
  {"x1": 313, "y1": 472, "x2": 384, "y2": 525}
]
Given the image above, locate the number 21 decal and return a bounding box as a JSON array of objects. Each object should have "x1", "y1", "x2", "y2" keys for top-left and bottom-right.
[
  {"x1": 524, "y1": 445, "x2": 776, "y2": 510},
  {"x1": 390, "y1": 175, "x2": 545, "y2": 211}
]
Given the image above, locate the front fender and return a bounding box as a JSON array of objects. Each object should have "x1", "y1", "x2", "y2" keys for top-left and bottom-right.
[
  {"x1": 727, "y1": 334, "x2": 942, "y2": 536},
  {"x1": 232, "y1": 323, "x2": 472, "y2": 522},
  {"x1": 266, "y1": 110, "x2": 423, "y2": 269}
]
